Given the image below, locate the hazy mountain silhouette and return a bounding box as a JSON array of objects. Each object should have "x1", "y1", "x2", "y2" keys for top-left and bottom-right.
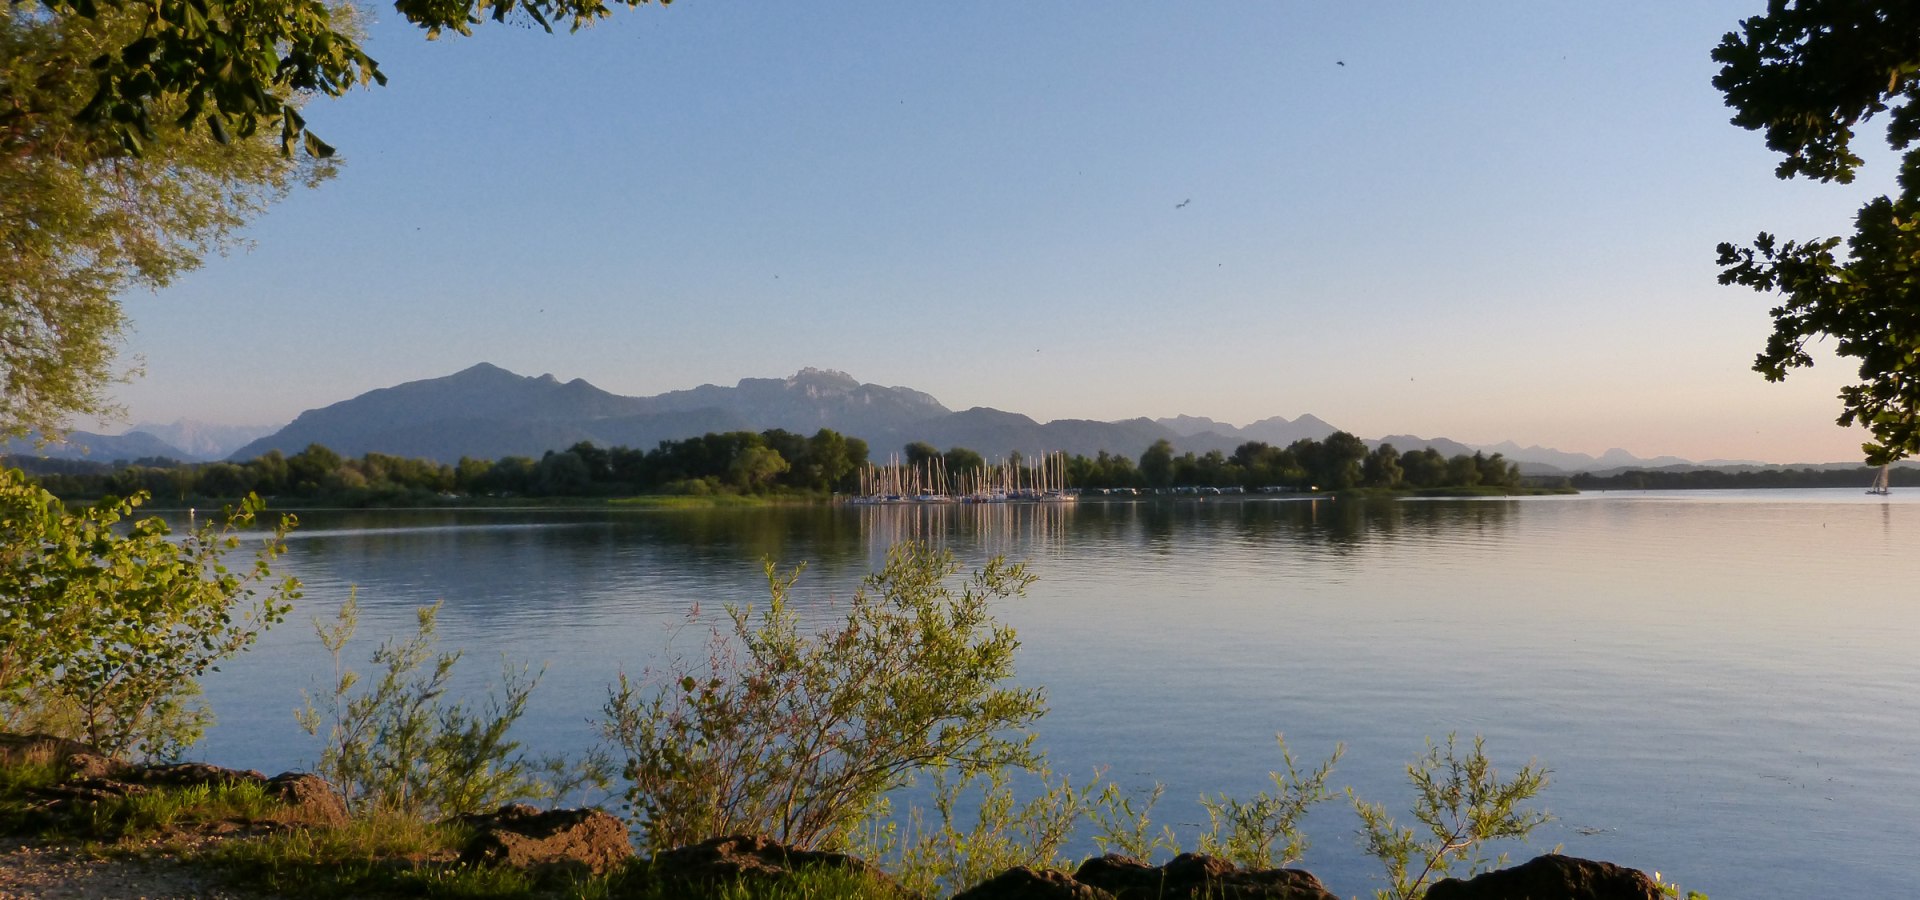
[
  {"x1": 130, "y1": 420, "x2": 279, "y2": 460},
  {"x1": 3, "y1": 430, "x2": 190, "y2": 462},
  {"x1": 1153, "y1": 413, "x2": 1338, "y2": 448},
  {"x1": 231, "y1": 365, "x2": 1223, "y2": 463},
  {"x1": 225, "y1": 363, "x2": 1725, "y2": 471}
]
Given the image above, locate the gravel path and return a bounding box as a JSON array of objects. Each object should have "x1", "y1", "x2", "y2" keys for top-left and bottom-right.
[{"x1": 0, "y1": 839, "x2": 269, "y2": 900}]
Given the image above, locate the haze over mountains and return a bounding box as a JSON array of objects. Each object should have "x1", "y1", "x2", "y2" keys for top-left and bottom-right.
[
  {"x1": 11, "y1": 364, "x2": 1795, "y2": 473},
  {"x1": 223, "y1": 364, "x2": 1348, "y2": 465}
]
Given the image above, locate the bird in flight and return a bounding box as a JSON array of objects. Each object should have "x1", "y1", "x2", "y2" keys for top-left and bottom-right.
[{"x1": 1175, "y1": 198, "x2": 1190, "y2": 209}]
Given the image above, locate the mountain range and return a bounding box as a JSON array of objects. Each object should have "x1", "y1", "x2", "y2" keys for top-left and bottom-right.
[
  {"x1": 3, "y1": 364, "x2": 1835, "y2": 473},
  {"x1": 224, "y1": 364, "x2": 1347, "y2": 464},
  {"x1": 1, "y1": 419, "x2": 275, "y2": 464}
]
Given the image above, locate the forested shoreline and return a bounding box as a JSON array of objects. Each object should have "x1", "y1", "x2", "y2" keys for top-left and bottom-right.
[
  {"x1": 1572, "y1": 465, "x2": 1919, "y2": 491},
  {"x1": 6, "y1": 428, "x2": 1529, "y2": 504},
  {"x1": 19, "y1": 426, "x2": 1909, "y2": 506}
]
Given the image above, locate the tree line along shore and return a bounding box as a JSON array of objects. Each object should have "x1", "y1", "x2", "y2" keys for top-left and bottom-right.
[{"x1": 5, "y1": 429, "x2": 1549, "y2": 506}]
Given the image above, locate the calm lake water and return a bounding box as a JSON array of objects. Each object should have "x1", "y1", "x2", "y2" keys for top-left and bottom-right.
[{"x1": 193, "y1": 490, "x2": 1920, "y2": 898}]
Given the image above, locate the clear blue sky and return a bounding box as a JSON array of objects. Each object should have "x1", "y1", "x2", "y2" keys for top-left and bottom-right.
[{"x1": 104, "y1": 1, "x2": 1896, "y2": 463}]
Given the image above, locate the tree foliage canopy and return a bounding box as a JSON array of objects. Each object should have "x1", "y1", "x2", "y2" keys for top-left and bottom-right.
[
  {"x1": 23, "y1": 0, "x2": 667, "y2": 159},
  {"x1": 0, "y1": 467, "x2": 297, "y2": 757},
  {"x1": 1713, "y1": 1, "x2": 1920, "y2": 463},
  {"x1": 1, "y1": 3, "x2": 331, "y2": 438}
]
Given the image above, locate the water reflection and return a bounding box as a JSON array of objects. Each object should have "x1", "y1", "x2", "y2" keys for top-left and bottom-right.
[
  {"x1": 186, "y1": 499, "x2": 1532, "y2": 631},
  {"x1": 186, "y1": 493, "x2": 1919, "y2": 900}
]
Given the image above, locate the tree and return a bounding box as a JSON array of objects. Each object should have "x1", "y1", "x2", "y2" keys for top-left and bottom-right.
[
  {"x1": 286, "y1": 443, "x2": 343, "y2": 492},
  {"x1": 1307, "y1": 431, "x2": 1367, "y2": 491},
  {"x1": 727, "y1": 444, "x2": 789, "y2": 492},
  {"x1": 29, "y1": 0, "x2": 667, "y2": 161},
  {"x1": 903, "y1": 441, "x2": 941, "y2": 468},
  {"x1": 1362, "y1": 443, "x2": 1404, "y2": 489},
  {"x1": 1401, "y1": 448, "x2": 1448, "y2": 489},
  {"x1": 802, "y1": 429, "x2": 858, "y2": 492},
  {"x1": 1, "y1": 4, "x2": 333, "y2": 439},
  {"x1": 1139, "y1": 439, "x2": 1175, "y2": 489},
  {"x1": 0, "y1": 468, "x2": 298, "y2": 757},
  {"x1": 943, "y1": 446, "x2": 986, "y2": 477},
  {"x1": 532, "y1": 449, "x2": 591, "y2": 495},
  {"x1": 1713, "y1": 2, "x2": 1920, "y2": 464}
]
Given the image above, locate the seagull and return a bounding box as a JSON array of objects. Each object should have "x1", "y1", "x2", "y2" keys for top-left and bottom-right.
[{"x1": 1175, "y1": 198, "x2": 1190, "y2": 209}]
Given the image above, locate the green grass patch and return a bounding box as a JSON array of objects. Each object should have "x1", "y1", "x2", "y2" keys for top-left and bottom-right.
[
  {"x1": 1324, "y1": 485, "x2": 1577, "y2": 499},
  {"x1": 604, "y1": 493, "x2": 788, "y2": 509},
  {"x1": 201, "y1": 811, "x2": 539, "y2": 898},
  {"x1": 2, "y1": 757, "x2": 294, "y2": 842},
  {"x1": 92, "y1": 780, "x2": 282, "y2": 839},
  {"x1": 0, "y1": 758, "x2": 67, "y2": 834},
  {"x1": 600, "y1": 859, "x2": 906, "y2": 900},
  {"x1": 1408, "y1": 485, "x2": 1576, "y2": 497}
]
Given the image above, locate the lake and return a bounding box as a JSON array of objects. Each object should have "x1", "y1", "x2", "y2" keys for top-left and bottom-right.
[{"x1": 192, "y1": 490, "x2": 1920, "y2": 898}]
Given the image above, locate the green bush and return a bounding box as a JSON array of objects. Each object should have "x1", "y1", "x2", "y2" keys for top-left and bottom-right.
[
  {"x1": 298, "y1": 593, "x2": 606, "y2": 818},
  {"x1": 1194, "y1": 735, "x2": 1344, "y2": 869},
  {"x1": 853, "y1": 761, "x2": 1097, "y2": 897},
  {"x1": 1349, "y1": 734, "x2": 1551, "y2": 899},
  {"x1": 0, "y1": 467, "x2": 297, "y2": 758},
  {"x1": 602, "y1": 542, "x2": 1046, "y2": 852}
]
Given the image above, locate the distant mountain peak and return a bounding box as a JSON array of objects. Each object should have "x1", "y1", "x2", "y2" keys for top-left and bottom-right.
[
  {"x1": 1156, "y1": 414, "x2": 1234, "y2": 436},
  {"x1": 113, "y1": 418, "x2": 278, "y2": 461},
  {"x1": 788, "y1": 367, "x2": 858, "y2": 386},
  {"x1": 220, "y1": 362, "x2": 1741, "y2": 471}
]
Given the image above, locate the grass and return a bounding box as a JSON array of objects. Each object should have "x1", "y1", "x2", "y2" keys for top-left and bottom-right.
[
  {"x1": 134, "y1": 492, "x2": 824, "y2": 512},
  {"x1": 604, "y1": 494, "x2": 791, "y2": 509},
  {"x1": 2, "y1": 755, "x2": 896, "y2": 900},
  {"x1": 206, "y1": 816, "x2": 905, "y2": 900},
  {"x1": 3, "y1": 774, "x2": 290, "y2": 843},
  {"x1": 1324, "y1": 485, "x2": 1577, "y2": 499},
  {"x1": 0, "y1": 756, "x2": 67, "y2": 834},
  {"x1": 90, "y1": 780, "x2": 284, "y2": 838},
  {"x1": 598, "y1": 859, "x2": 908, "y2": 900},
  {"x1": 200, "y1": 811, "x2": 543, "y2": 898}
]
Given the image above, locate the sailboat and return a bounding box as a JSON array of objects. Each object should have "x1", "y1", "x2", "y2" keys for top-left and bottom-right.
[{"x1": 1867, "y1": 463, "x2": 1892, "y2": 496}]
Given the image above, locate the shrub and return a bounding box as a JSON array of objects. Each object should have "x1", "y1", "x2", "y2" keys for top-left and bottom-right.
[
  {"x1": 1088, "y1": 780, "x2": 1181, "y2": 862},
  {"x1": 855, "y1": 762, "x2": 1098, "y2": 898},
  {"x1": 602, "y1": 542, "x2": 1046, "y2": 852},
  {"x1": 0, "y1": 467, "x2": 297, "y2": 758},
  {"x1": 1194, "y1": 735, "x2": 1344, "y2": 869},
  {"x1": 298, "y1": 593, "x2": 605, "y2": 818},
  {"x1": 1349, "y1": 734, "x2": 1551, "y2": 899}
]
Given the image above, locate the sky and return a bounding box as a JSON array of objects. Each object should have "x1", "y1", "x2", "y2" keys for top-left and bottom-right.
[{"x1": 98, "y1": 1, "x2": 1902, "y2": 464}]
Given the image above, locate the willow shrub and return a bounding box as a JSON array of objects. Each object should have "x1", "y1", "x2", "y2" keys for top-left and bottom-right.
[
  {"x1": 0, "y1": 467, "x2": 297, "y2": 758},
  {"x1": 1350, "y1": 734, "x2": 1551, "y2": 900},
  {"x1": 298, "y1": 593, "x2": 607, "y2": 818},
  {"x1": 602, "y1": 542, "x2": 1046, "y2": 852}
]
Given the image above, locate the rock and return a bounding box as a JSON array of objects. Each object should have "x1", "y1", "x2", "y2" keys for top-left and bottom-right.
[
  {"x1": 1425, "y1": 854, "x2": 1662, "y2": 900},
  {"x1": 63, "y1": 752, "x2": 124, "y2": 780},
  {"x1": 1072, "y1": 853, "x2": 1338, "y2": 900},
  {"x1": 137, "y1": 762, "x2": 268, "y2": 789},
  {"x1": 651, "y1": 834, "x2": 899, "y2": 894},
  {"x1": 457, "y1": 804, "x2": 633, "y2": 876},
  {"x1": 23, "y1": 779, "x2": 147, "y2": 807},
  {"x1": 0, "y1": 732, "x2": 127, "y2": 780},
  {"x1": 265, "y1": 772, "x2": 348, "y2": 827},
  {"x1": 954, "y1": 866, "x2": 1116, "y2": 900}
]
